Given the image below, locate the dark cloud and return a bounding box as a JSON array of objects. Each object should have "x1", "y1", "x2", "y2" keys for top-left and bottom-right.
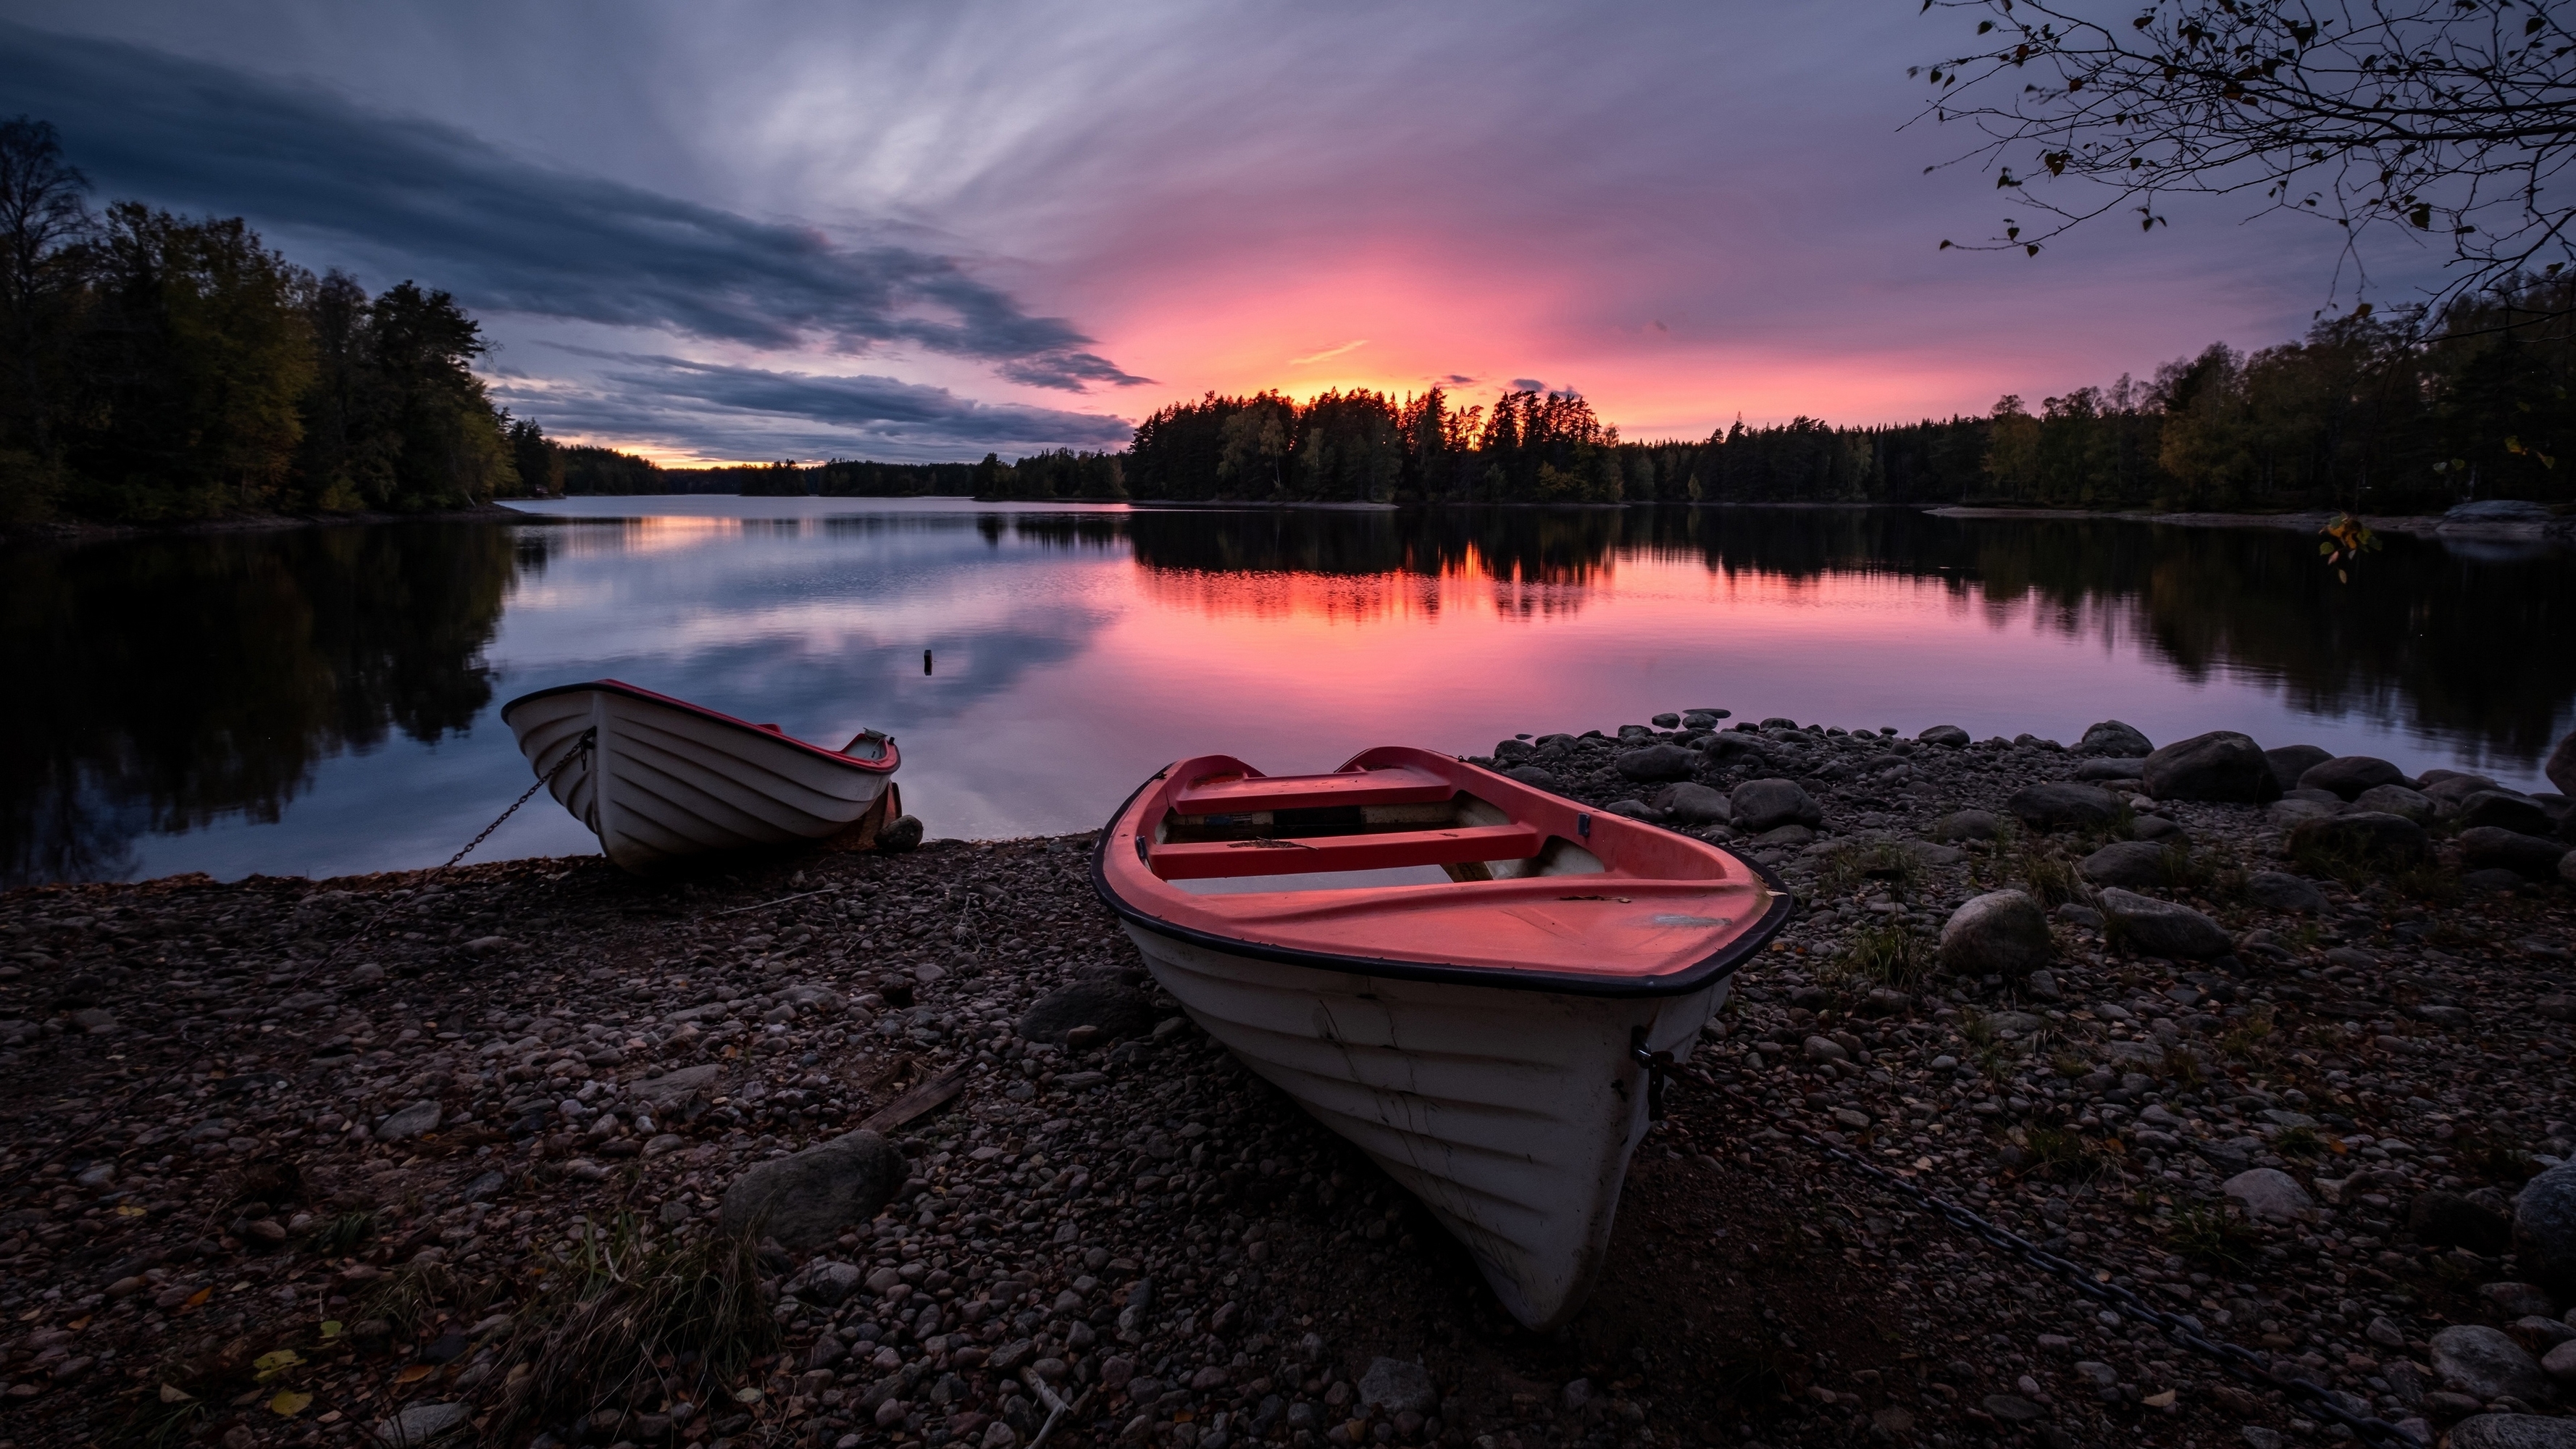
[
  {"x1": 1509, "y1": 378, "x2": 1547, "y2": 392},
  {"x1": 0, "y1": 22, "x2": 1145, "y2": 391},
  {"x1": 497, "y1": 348, "x2": 1134, "y2": 462}
]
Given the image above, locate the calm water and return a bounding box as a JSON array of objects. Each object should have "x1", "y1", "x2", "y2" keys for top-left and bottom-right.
[{"x1": 7, "y1": 498, "x2": 2569, "y2": 886}]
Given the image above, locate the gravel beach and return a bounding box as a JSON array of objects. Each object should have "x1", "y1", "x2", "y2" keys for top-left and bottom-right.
[{"x1": 4, "y1": 717, "x2": 2574, "y2": 1449}]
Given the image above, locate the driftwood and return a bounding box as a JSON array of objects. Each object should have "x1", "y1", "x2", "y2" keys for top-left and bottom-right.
[{"x1": 858, "y1": 1061, "x2": 969, "y2": 1135}]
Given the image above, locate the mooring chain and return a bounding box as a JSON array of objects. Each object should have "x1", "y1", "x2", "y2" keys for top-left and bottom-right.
[{"x1": 1777, "y1": 1121, "x2": 2423, "y2": 1448}]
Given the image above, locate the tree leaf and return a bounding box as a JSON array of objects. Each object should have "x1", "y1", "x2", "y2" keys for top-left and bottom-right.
[{"x1": 271, "y1": 1390, "x2": 314, "y2": 1417}]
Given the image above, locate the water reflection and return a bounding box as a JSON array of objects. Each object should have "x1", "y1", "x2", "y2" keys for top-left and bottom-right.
[
  {"x1": 1, "y1": 525, "x2": 517, "y2": 885},
  {"x1": 4, "y1": 500, "x2": 2567, "y2": 885}
]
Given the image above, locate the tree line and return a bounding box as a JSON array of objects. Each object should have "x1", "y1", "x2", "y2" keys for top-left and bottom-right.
[{"x1": 0, "y1": 118, "x2": 556, "y2": 523}]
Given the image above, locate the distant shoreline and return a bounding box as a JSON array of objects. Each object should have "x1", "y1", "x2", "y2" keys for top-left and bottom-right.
[{"x1": 12, "y1": 495, "x2": 2572, "y2": 546}]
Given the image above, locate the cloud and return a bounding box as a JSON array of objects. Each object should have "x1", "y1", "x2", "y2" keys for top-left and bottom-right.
[
  {"x1": 1440, "y1": 375, "x2": 1479, "y2": 386},
  {"x1": 501, "y1": 347, "x2": 1134, "y2": 462},
  {"x1": 1510, "y1": 378, "x2": 1547, "y2": 393},
  {"x1": 0, "y1": 22, "x2": 1145, "y2": 391},
  {"x1": 1287, "y1": 339, "x2": 1367, "y2": 365}
]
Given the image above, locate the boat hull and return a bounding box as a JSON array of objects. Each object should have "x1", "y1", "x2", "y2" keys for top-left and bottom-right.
[
  {"x1": 1119, "y1": 921, "x2": 1723, "y2": 1331},
  {"x1": 500, "y1": 682, "x2": 896, "y2": 875}
]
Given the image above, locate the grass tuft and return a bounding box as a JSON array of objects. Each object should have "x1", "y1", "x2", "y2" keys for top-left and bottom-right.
[
  {"x1": 2021, "y1": 1126, "x2": 2117, "y2": 1183},
  {"x1": 2020, "y1": 853, "x2": 2083, "y2": 909},
  {"x1": 483, "y1": 1218, "x2": 778, "y2": 1437},
  {"x1": 311, "y1": 1209, "x2": 376, "y2": 1256},
  {"x1": 1831, "y1": 922, "x2": 1933, "y2": 992},
  {"x1": 2164, "y1": 1202, "x2": 2261, "y2": 1267},
  {"x1": 2270, "y1": 1124, "x2": 2328, "y2": 1159}
]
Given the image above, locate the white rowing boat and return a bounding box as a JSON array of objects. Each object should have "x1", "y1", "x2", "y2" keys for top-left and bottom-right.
[
  {"x1": 500, "y1": 680, "x2": 900, "y2": 876},
  {"x1": 1092, "y1": 746, "x2": 1786, "y2": 1329}
]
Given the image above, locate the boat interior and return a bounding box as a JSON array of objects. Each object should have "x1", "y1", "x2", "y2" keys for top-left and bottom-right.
[{"x1": 1149, "y1": 761, "x2": 1612, "y2": 895}]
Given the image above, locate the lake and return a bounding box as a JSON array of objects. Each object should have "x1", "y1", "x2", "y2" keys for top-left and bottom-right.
[{"x1": 7, "y1": 497, "x2": 2569, "y2": 886}]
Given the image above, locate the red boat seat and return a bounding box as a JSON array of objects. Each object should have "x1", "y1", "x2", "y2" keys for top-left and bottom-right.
[
  {"x1": 1150, "y1": 822, "x2": 1542, "y2": 880},
  {"x1": 1173, "y1": 766, "x2": 1454, "y2": 816}
]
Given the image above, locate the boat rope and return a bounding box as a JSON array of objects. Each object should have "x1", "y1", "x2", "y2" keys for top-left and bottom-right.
[
  {"x1": 48, "y1": 730, "x2": 594, "y2": 1163},
  {"x1": 1720, "y1": 1082, "x2": 2423, "y2": 1448}
]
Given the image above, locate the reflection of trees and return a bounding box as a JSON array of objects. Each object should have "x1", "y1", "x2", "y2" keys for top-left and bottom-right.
[
  {"x1": 1125, "y1": 508, "x2": 1628, "y2": 585},
  {"x1": 0, "y1": 524, "x2": 519, "y2": 884}
]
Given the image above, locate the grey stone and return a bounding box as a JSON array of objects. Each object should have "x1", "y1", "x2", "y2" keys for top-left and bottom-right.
[
  {"x1": 2246, "y1": 872, "x2": 2326, "y2": 914},
  {"x1": 2552, "y1": 732, "x2": 2576, "y2": 798},
  {"x1": 2286, "y1": 811, "x2": 2430, "y2": 866},
  {"x1": 2006, "y1": 782, "x2": 2124, "y2": 832},
  {"x1": 2299, "y1": 756, "x2": 2404, "y2": 800},
  {"x1": 2462, "y1": 792, "x2": 2559, "y2": 837},
  {"x1": 879, "y1": 814, "x2": 924, "y2": 852},
  {"x1": 2265, "y1": 744, "x2": 2335, "y2": 793},
  {"x1": 1600, "y1": 799, "x2": 1661, "y2": 822},
  {"x1": 1493, "y1": 738, "x2": 1534, "y2": 761},
  {"x1": 2074, "y1": 756, "x2": 2149, "y2": 782},
  {"x1": 2565, "y1": 851, "x2": 2576, "y2": 887},
  {"x1": 2545, "y1": 1340, "x2": 2576, "y2": 1388},
  {"x1": 2078, "y1": 840, "x2": 2176, "y2": 889},
  {"x1": 2075, "y1": 720, "x2": 2154, "y2": 756},
  {"x1": 1358, "y1": 1358, "x2": 1439, "y2": 1416},
  {"x1": 2222, "y1": 1167, "x2": 2313, "y2": 1220},
  {"x1": 2129, "y1": 814, "x2": 2187, "y2": 845},
  {"x1": 632, "y1": 1064, "x2": 723, "y2": 1106},
  {"x1": 1615, "y1": 744, "x2": 1699, "y2": 782},
  {"x1": 1933, "y1": 809, "x2": 2003, "y2": 841},
  {"x1": 1019, "y1": 982, "x2": 1155, "y2": 1044},
  {"x1": 719, "y1": 1129, "x2": 907, "y2": 1255},
  {"x1": 1981, "y1": 1394, "x2": 2045, "y2": 1424},
  {"x1": 1918, "y1": 724, "x2": 1970, "y2": 749},
  {"x1": 376, "y1": 1101, "x2": 443, "y2": 1142},
  {"x1": 2351, "y1": 783, "x2": 2436, "y2": 822},
  {"x1": 2269, "y1": 797, "x2": 2346, "y2": 826},
  {"x1": 2096, "y1": 888, "x2": 2231, "y2": 959},
  {"x1": 374, "y1": 1402, "x2": 472, "y2": 1446},
  {"x1": 2432, "y1": 1325, "x2": 2551, "y2": 1404},
  {"x1": 1649, "y1": 782, "x2": 1734, "y2": 825},
  {"x1": 2483, "y1": 1282, "x2": 2559, "y2": 1319},
  {"x1": 2517, "y1": 1166, "x2": 2576, "y2": 1296},
  {"x1": 1505, "y1": 765, "x2": 1562, "y2": 791},
  {"x1": 1937, "y1": 890, "x2": 2052, "y2": 980},
  {"x1": 2144, "y1": 730, "x2": 2280, "y2": 803},
  {"x1": 2054, "y1": 903, "x2": 2105, "y2": 929},
  {"x1": 1731, "y1": 778, "x2": 1822, "y2": 832},
  {"x1": 2461, "y1": 827, "x2": 2572, "y2": 882},
  {"x1": 2450, "y1": 1414, "x2": 2576, "y2": 1449},
  {"x1": 806, "y1": 1261, "x2": 864, "y2": 1308}
]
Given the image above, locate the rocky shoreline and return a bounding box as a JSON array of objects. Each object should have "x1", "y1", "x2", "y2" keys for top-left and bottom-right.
[{"x1": 3, "y1": 718, "x2": 2574, "y2": 1449}]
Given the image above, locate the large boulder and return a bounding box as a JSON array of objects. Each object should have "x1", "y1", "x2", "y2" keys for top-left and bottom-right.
[
  {"x1": 2007, "y1": 782, "x2": 2124, "y2": 832},
  {"x1": 2450, "y1": 1415, "x2": 2576, "y2": 1449},
  {"x1": 2552, "y1": 732, "x2": 2576, "y2": 798},
  {"x1": 2096, "y1": 888, "x2": 2231, "y2": 959},
  {"x1": 719, "y1": 1129, "x2": 908, "y2": 1254},
  {"x1": 2299, "y1": 755, "x2": 2404, "y2": 800},
  {"x1": 1932, "y1": 809, "x2": 2004, "y2": 841},
  {"x1": 2143, "y1": 730, "x2": 2280, "y2": 803},
  {"x1": 1649, "y1": 782, "x2": 1734, "y2": 826},
  {"x1": 2460, "y1": 827, "x2": 2573, "y2": 882},
  {"x1": 2075, "y1": 720, "x2": 2153, "y2": 756},
  {"x1": 1936, "y1": 890, "x2": 2053, "y2": 980},
  {"x1": 2425, "y1": 770, "x2": 2505, "y2": 805},
  {"x1": 2073, "y1": 757, "x2": 2148, "y2": 782},
  {"x1": 2517, "y1": 1164, "x2": 2576, "y2": 1296},
  {"x1": 2245, "y1": 872, "x2": 2326, "y2": 914},
  {"x1": 2286, "y1": 811, "x2": 2429, "y2": 867},
  {"x1": 2351, "y1": 783, "x2": 2435, "y2": 822},
  {"x1": 1019, "y1": 982, "x2": 1158, "y2": 1045},
  {"x1": 1357, "y1": 1358, "x2": 1439, "y2": 1416},
  {"x1": 2460, "y1": 790, "x2": 2558, "y2": 837},
  {"x1": 2432, "y1": 1324, "x2": 2553, "y2": 1404},
  {"x1": 1615, "y1": 744, "x2": 1699, "y2": 782},
  {"x1": 2078, "y1": 840, "x2": 2175, "y2": 890},
  {"x1": 1731, "y1": 778, "x2": 1822, "y2": 832},
  {"x1": 1918, "y1": 725, "x2": 1970, "y2": 749},
  {"x1": 2264, "y1": 744, "x2": 2335, "y2": 793}
]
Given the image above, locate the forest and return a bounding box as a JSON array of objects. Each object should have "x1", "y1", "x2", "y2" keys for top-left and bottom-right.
[
  {"x1": 1107, "y1": 282, "x2": 2576, "y2": 512},
  {"x1": 10, "y1": 104, "x2": 2574, "y2": 525},
  {"x1": 0, "y1": 120, "x2": 553, "y2": 523}
]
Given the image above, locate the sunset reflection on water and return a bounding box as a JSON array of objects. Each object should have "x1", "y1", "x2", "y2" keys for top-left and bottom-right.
[{"x1": 5, "y1": 497, "x2": 2567, "y2": 885}]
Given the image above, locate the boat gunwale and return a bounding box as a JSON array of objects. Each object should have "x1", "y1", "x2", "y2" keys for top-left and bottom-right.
[
  {"x1": 1090, "y1": 759, "x2": 1795, "y2": 1000},
  {"x1": 500, "y1": 678, "x2": 900, "y2": 774}
]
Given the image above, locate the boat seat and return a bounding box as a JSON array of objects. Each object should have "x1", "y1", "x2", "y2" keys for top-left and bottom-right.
[
  {"x1": 1174, "y1": 766, "x2": 1454, "y2": 816},
  {"x1": 1150, "y1": 822, "x2": 1542, "y2": 880}
]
